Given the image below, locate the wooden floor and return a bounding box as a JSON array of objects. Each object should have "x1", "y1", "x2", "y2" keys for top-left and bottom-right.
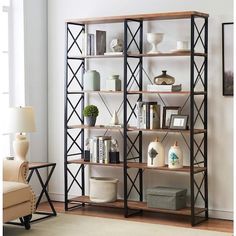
[{"x1": 38, "y1": 201, "x2": 233, "y2": 233}]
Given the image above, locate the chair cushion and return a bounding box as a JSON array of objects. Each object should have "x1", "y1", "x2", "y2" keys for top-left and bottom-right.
[{"x1": 3, "y1": 181, "x2": 31, "y2": 209}]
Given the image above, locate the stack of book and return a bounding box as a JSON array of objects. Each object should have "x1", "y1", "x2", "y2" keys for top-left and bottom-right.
[
  {"x1": 82, "y1": 30, "x2": 106, "y2": 56},
  {"x1": 136, "y1": 102, "x2": 161, "y2": 129}
]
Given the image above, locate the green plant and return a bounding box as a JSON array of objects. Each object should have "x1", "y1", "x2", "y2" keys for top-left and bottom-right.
[{"x1": 83, "y1": 105, "x2": 99, "y2": 117}]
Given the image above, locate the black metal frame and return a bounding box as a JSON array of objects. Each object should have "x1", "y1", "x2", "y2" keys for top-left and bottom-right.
[
  {"x1": 64, "y1": 13, "x2": 208, "y2": 226},
  {"x1": 64, "y1": 22, "x2": 85, "y2": 211},
  {"x1": 27, "y1": 163, "x2": 57, "y2": 222}
]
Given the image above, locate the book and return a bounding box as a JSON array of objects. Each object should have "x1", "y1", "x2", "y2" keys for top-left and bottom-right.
[
  {"x1": 147, "y1": 84, "x2": 182, "y2": 92},
  {"x1": 82, "y1": 33, "x2": 95, "y2": 56},
  {"x1": 150, "y1": 104, "x2": 161, "y2": 129},
  {"x1": 136, "y1": 102, "x2": 159, "y2": 129},
  {"x1": 96, "y1": 30, "x2": 106, "y2": 55}
]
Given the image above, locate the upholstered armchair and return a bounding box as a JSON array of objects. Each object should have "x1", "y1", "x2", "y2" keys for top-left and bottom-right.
[{"x1": 3, "y1": 159, "x2": 36, "y2": 229}]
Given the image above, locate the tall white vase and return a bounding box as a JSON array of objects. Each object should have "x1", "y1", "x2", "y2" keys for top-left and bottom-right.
[
  {"x1": 147, "y1": 138, "x2": 165, "y2": 167},
  {"x1": 168, "y1": 141, "x2": 183, "y2": 169}
]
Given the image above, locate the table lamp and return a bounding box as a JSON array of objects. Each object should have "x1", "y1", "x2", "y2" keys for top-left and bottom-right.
[{"x1": 6, "y1": 106, "x2": 36, "y2": 161}]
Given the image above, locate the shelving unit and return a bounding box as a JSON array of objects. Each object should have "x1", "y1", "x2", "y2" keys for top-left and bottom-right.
[{"x1": 64, "y1": 11, "x2": 208, "y2": 226}]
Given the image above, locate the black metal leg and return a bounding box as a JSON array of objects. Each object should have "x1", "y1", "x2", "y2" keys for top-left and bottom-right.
[{"x1": 28, "y1": 164, "x2": 57, "y2": 223}]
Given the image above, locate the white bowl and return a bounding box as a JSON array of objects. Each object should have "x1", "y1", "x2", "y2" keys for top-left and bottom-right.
[{"x1": 147, "y1": 33, "x2": 164, "y2": 53}]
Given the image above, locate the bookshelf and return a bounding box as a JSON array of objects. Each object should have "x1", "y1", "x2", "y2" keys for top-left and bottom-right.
[{"x1": 64, "y1": 11, "x2": 209, "y2": 226}]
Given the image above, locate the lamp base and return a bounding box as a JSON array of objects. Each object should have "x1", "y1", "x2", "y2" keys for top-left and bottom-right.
[{"x1": 13, "y1": 134, "x2": 29, "y2": 161}]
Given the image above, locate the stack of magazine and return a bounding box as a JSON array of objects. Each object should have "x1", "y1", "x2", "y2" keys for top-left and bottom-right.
[{"x1": 136, "y1": 102, "x2": 161, "y2": 129}]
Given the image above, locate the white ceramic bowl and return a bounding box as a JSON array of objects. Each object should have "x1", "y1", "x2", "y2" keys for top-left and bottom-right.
[{"x1": 147, "y1": 33, "x2": 164, "y2": 53}]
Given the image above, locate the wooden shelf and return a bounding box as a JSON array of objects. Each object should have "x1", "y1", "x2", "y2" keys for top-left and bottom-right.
[
  {"x1": 66, "y1": 11, "x2": 209, "y2": 24},
  {"x1": 67, "y1": 159, "x2": 205, "y2": 174},
  {"x1": 67, "y1": 125, "x2": 123, "y2": 130},
  {"x1": 69, "y1": 195, "x2": 206, "y2": 216},
  {"x1": 67, "y1": 51, "x2": 207, "y2": 60},
  {"x1": 127, "y1": 163, "x2": 206, "y2": 173},
  {"x1": 127, "y1": 127, "x2": 206, "y2": 134},
  {"x1": 68, "y1": 159, "x2": 123, "y2": 168}
]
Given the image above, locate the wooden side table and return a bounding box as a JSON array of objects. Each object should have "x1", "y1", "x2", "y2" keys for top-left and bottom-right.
[{"x1": 28, "y1": 162, "x2": 57, "y2": 222}]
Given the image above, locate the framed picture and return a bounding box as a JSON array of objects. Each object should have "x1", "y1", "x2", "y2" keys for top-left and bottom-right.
[
  {"x1": 162, "y1": 106, "x2": 181, "y2": 129},
  {"x1": 169, "y1": 115, "x2": 188, "y2": 130},
  {"x1": 222, "y1": 22, "x2": 234, "y2": 96}
]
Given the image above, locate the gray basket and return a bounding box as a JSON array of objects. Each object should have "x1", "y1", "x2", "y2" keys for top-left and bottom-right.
[{"x1": 147, "y1": 186, "x2": 187, "y2": 210}]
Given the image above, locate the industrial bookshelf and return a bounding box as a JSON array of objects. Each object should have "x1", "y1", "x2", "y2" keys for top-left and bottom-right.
[{"x1": 64, "y1": 11, "x2": 209, "y2": 226}]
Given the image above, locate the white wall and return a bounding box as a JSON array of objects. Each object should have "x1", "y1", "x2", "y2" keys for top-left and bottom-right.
[
  {"x1": 48, "y1": 0, "x2": 233, "y2": 219},
  {"x1": 24, "y1": 0, "x2": 48, "y2": 195}
]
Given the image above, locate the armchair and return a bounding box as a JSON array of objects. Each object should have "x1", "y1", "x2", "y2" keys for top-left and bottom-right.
[{"x1": 3, "y1": 159, "x2": 36, "y2": 229}]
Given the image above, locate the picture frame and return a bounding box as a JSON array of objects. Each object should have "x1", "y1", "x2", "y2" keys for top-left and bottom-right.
[
  {"x1": 222, "y1": 22, "x2": 234, "y2": 96},
  {"x1": 162, "y1": 106, "x2": 181, "y2": 129},
  {"x1": 169, "y1": 115, "x2": 188, "y2": 130}
]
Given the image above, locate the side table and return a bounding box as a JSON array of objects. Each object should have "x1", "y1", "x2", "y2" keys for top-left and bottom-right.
[{"x1": 28, "y1": 162, "x2": 57, "y2": 222}]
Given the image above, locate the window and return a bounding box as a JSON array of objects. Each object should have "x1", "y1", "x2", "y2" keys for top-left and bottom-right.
[{"x1": 0, "y1": 0, "x2": 11, "y2": 156}]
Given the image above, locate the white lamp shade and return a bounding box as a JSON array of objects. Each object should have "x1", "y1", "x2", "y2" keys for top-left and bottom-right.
[{"x1": 5, "y1": 106, "x2": 36, "y2": 134}]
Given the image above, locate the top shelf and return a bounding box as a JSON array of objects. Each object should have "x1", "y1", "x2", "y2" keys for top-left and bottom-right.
[{"x1": 66, "y1": 11, "x2": 209, "y2": 24}]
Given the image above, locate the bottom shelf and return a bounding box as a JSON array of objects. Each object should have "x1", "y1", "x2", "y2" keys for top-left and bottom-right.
[{"x1": 69, "y1": 195, "x2": 206, "y2": 216}]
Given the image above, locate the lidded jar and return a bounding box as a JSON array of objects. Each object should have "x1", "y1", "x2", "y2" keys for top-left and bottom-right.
[
  {"x1": 168, "y1": 141, "x2": 183, "y2": 169},
  {"x1": 147, "y1": 137, "x2": 165, "y2": 167},
  {"x1": 154, "y1": 70, "x2": 175, "y2": 85},
  {"x1": 84, "y1": 70, "x2": 100, "y2": 91}
]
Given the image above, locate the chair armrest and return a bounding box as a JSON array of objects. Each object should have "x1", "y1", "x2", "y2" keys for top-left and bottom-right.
[{"x1": 3, "y1": 159, "x2": 29, "y2": 183}]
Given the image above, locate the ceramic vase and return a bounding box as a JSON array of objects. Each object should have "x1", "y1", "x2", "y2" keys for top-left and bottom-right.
[
  {"x1": 168, "y1": 141, "x2": 183, "y2": 169},
  {"x1": 84, "y1": 70, "x2": 100, "y2": 91},
  {"x1": 147, "y1": 138, "x2": 165, "y2": 167}
]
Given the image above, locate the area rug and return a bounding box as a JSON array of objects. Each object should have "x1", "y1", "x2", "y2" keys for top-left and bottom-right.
[{"x1": 3, "y1": 214, "x2": 231, "y2": 236}]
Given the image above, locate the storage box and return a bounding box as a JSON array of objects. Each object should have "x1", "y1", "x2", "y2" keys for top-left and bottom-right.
[{"x1": 146, "y1": 186, "x2": 187, "y2": 210}]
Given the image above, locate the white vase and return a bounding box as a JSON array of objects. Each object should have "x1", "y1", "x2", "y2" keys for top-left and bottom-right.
[
  {"x1": 147, "y1": 138, "x2": 165, "y2": 167},
  {"x1": 168, "y1": 141, "x2": 183, "y2": 169},
  {"x1": 110, "y1": 110, "x2": 119, "y2": 125}
]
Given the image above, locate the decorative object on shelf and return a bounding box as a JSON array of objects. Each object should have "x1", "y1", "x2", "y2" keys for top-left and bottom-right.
[
  {"x1": 147, "y1": 84, "x2": 182, "y2": 92},
  {"x1": 110, "y1": 110, "x2": 119, "y2": 125},
  {"x1": 222, "y1": 22, "x2": 234, "y2": 96},
  {"x1": 89, "y1": 177, "x2": 118, "y2": 203},
  {"x1": 105, "y1": 75, "x2": 121, "y2": 91},
  {"x1": 136, "y1": 101, "x2": 160, "y2": 129},
  {"x1": 169, "y1": 114, "x2": 188, "y2": 130},
  {"x1": 84, "y1": 138, "x2": 90, "y2": 162},
  {"x1": 84, "y1": 70, "x2": 100, "y2": 91},
  {"x1": 154, "y1": 70, "x2": 175, "y2": 85},
  {"x1": 176, "y1": 40, "x2": 189, "y2": 51},
  {"x1": 147, "y1": 138, "x2": 165, "y2": 167},
  {"x1": 96, "y1": 30, "x2": 106, "y2": 55},
  {"x1": 146, "y1": 186, "x2": 187, "y2": 210},
  {"x1": 147, "y1": 33, "x2": 164, "y2": 54},
  {"x1": 110, "y1": 38, "x2": 123, "y2": 52},
  {"x1": 83, "y1": 105, "x2": 99, "y2": 126},
  {"x1": 4, "y1": 106, "x2": 36, "y2": 161},
  {"x1": 168, "y1": 141, "x2": 183, "y2": 169},
  {"x1": 162, "y1": 106, "x2": 181, "y2": 129},
  {"x1": 109, "y1": 139, "x2": 120, "y2": 163}
]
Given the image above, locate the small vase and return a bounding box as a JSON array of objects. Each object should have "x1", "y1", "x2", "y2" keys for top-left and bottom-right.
[
  {"x1": 84, "y1": 70, "x2": 100, "y2": 91},
  {"x1": 168, "y1": 141, "x2": 183, "y2": 169},
  {"x1": 85, "y1": 116, "x2": 97, "y2": 126},
  {"x1": 154, "y1": 70, "x2": 175, "y2": 85},
  {"x1": 106, "y1": 75, "x2": 121, "y2": 91}
]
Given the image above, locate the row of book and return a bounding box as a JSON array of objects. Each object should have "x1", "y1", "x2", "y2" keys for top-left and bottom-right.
[
  {"x1": 137, "y1": 102, "x2": 161, "y2": 129},
  {"x1": 82, "y1": 30, "x2": 106, "y2": 56}
]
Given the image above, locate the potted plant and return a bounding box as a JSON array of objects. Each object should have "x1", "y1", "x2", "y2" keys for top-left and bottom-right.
[{"x1": 83, "y1": 105, "x2": 99, "y2": 126}]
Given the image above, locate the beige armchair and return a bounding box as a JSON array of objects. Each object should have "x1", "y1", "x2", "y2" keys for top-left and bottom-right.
[{"x1": 3, "y1": 159, "x2": 36, "y2": 229}]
